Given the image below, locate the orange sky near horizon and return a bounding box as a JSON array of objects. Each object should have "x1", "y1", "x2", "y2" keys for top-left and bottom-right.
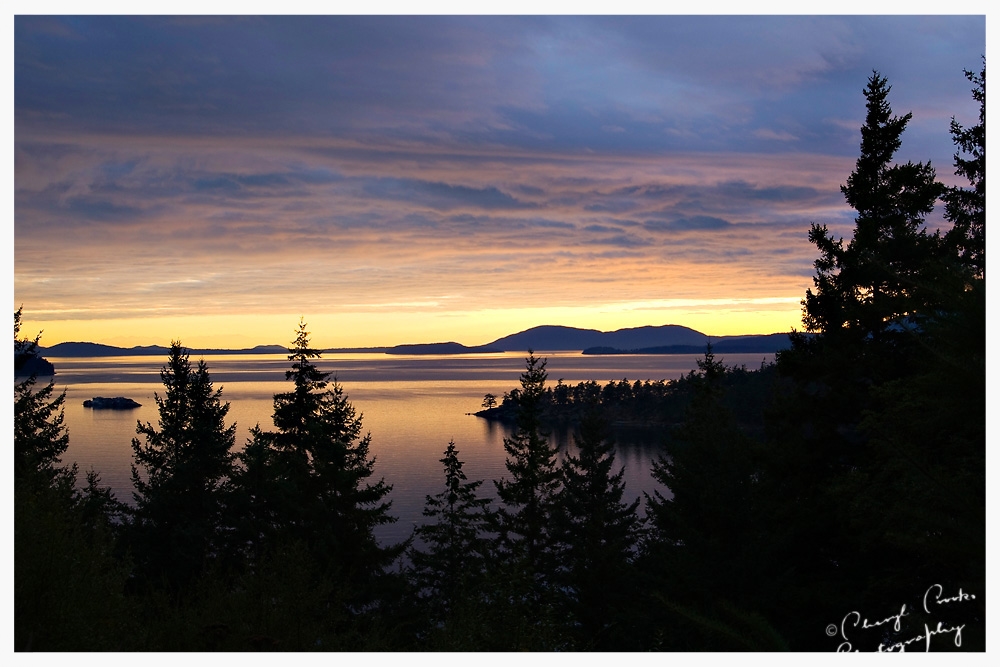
[
  {"x1": 16, "y1": 297, "x2": 808, "y2": 350},
  {"x1": 14, "y1": 137, "x2": 838, "y2": 349},
  {"x1": 13, "y1": 17, "x2": 983, "y2": 351}
]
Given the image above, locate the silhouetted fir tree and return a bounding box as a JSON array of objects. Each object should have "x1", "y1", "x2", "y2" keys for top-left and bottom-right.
[
  {"x1": 943, "y1": 60, "x2": 985, "y2": 278},
  {"x1": 14, "y1": 308, "x2": 74, "y2": 495},
  {"x1": 758, "y1": 69, "x2": 986, "y2": 649},
  {"x1": 827, "y1": 63, "x2": 987, "y2": 649},
  {"x1": 130, "y1": 342, "x2": 237, "y2": 589},
  {"x1": 16, "y1": 309, "x2": 135, "y2": 650},
  {"x1": 800, "y1": 71, "x2": 945, "y2": 356},
  {"x1": 639, "y1": 346, "x2": 779, "y2": 650},
  {"x1": 493, "y1": 352, "x2": 562, "y2": 594},
  {"x1": 223, "y1": 425, "x2": 288, "y2": 572},
  {"x1": 552, "y1": 406, "x2": 642, "y2": 650},
  {"x1": 14, "y1": 306, "x2": 36, "y2": 370},
  {"x1": 265, "y1": 320, "x2": 402, "y2": 588},
  {"x1": 212, "y1": 323, "x2": 409, "y2": 649},
  {"x1": 409, "y1": 440, "x2": 492, "y2": 623},
  {"x1": 774, "y1": 72, "x2": 948, "y2": 540}
]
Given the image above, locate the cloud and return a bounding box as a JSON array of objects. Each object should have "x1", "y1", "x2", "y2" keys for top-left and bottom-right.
[
  {"x1": 581, "y1": 224, "x2": 623, "y2": 234},
  {"x1": 362, "y1": 178, "x2": 537, "y2": 211},
  {"x1": 644, "y1": 216, "x2": 733, "y2": 232},
  {"x1": 13, "y1": 16, "x2": 983, "y2": 345},
  {"x1": 63, "y1": 197, "x2": 149, "y2": 222},
  {"x1": 754, "y1": 128, "x2": 799, "y2": 142},
  {"x1": 582, "y1": 232, "x2": 649, "y2": 248},
  {"x1": 584, "y1": 201, "x2": 638, "y2": 213},
  {"x1": 715, "y1": 181, "x2": 822, "y2": 203},
  {"x1": 191, "y1": 169, "x2": 341, "y2": 193},
  {"x1": 16, "y1": 16, "x2": 983, "y2": 160}
]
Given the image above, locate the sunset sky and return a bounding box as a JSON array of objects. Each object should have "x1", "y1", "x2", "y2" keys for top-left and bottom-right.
[{"x1": 12, "y1": 12, "x2": 986, "y2": 349}]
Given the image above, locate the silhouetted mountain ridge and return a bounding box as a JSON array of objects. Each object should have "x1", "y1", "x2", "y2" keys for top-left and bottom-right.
[
  {"x1": 39, "y1": 342, "x2": 288, "y2": 357},
  {"x1": 581, "y1": 332, "x2": 800, "y2": 355},
  {"x1": 488, "y1": 325, "x2": 699, "y2": 351},
  {"x1": 484, "y1": 324, "x2": 798, "y2": 352},
  {"x1": 36, "y1": 325, "x2": 800, "y2": 356},
  {"x1": 384, "y1": 342, "x2": 503, "y2": 355}
]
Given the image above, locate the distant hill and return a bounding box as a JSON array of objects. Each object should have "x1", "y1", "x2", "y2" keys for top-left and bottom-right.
[
  {"x1": 325, "y1": 342, "x2": 502, "y2": 355},
  {"x1": 486, "y1": 324, "x2": 710, "y2": 351},
  {"x1": 39, "y1": 342, "x2": 287, "y2": 357},
  {"x1": 36, "y1": 326, "x2": 802, "y2": 358},
  {"x1": 384, "y1": 342, "x2": 502, "y2": 355},
  {"x1": 582, "y1": 332, "x2": 800, "y2": 355},
  {"x1": 38, "y1": 342, "x2": 160, "y2": 357}
]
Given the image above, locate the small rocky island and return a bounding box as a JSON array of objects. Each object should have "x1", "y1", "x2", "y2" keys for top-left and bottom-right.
[{"x1": 83, "y1": 396, "x2": 142, "y2": 409}]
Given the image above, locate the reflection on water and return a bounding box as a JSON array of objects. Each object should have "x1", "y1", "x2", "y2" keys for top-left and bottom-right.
[{"x1": 48, "y1": 351, "x2": 772, "y2": 544}]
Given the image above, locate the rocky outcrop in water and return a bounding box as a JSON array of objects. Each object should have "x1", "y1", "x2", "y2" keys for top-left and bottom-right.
[{"x1": 83, "y1": 396, "x2": 142, "y2": 409}]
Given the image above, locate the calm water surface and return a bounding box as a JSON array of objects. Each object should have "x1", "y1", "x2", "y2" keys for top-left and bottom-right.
[{"x1": 47, "y1": 351, "x2": 773, "y2": 544}]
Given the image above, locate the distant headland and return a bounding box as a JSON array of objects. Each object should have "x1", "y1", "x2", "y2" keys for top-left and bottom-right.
[{"x1": 34, "y1": 324, "x2": 803, "y2": 358}]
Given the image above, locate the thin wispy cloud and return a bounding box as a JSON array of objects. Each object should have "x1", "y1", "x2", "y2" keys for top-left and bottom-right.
[{"x1": 13, "y1": 15, "x2": 985, "y2": 346}]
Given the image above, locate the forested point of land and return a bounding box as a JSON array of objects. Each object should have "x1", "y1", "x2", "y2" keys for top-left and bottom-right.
[
  {"x1": 477, "y1": 361, "x2": 775, "y2": 438},
  {"x1": 15, "y1": 66, "x2": 985, "y2": 652}
]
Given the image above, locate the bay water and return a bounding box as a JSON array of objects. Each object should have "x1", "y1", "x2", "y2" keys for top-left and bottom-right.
[{"x1": 45, "y1": 350, "x2": 774, "y2": 545}]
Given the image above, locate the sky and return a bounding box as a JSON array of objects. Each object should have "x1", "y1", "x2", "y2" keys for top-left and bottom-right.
[{"x1": 11, "y1": 11, "x2": 987, "y2": 349}]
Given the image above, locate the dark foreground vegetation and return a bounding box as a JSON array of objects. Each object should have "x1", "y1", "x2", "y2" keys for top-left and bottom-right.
[{"x1": 15, "y1": 67, "x2": 984, "y2": 651}]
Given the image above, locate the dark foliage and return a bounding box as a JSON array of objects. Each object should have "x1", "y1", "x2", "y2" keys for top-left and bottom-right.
[
  {"x1": 484, "y1": 361, "x2": 777, "y2": 444},
  {"x1": 14, "y1": 65, "x2": 985, "y2": 651},
  {"x1": 14, "y1": 307, "x2": 74, "y2": 493},
  {"x1": 129, "y1": 342, "x2": 237, "y2": 590},
  {"x1": 15, "y1": 309, "x2": 133, "y2": 651},
  {"x1": 943, "y1": 60, "x2": 985, "y2": 278},
  {"x1": 226, "y1": 320, "x2": 405, "y2": 633},
  {"x1": 801, "y1": 72, "x2": 946, "y2": 353},
  {"x1": 493, "y1": 352, "x2": 562, "y2": 593},
  {"x1": 408, "y1": 441, "x2": 493, "y2": 626},
  {"x1": 637, "y1": 346, "x2": 786, "y2": 650},
  {"x1": 761, "y1": 69, "x2": 986, "y2": 650},
  {"x1": 552, "y1": 406, "x2": 643, "y2": 650}
]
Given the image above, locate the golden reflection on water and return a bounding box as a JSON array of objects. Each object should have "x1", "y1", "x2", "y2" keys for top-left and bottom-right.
[{"x1": 51, "y1": 352, "x2": 772, "y2": 543}]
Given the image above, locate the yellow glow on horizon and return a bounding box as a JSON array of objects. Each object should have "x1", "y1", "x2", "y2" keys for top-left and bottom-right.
[{"x1": 20, "y1": 297, "x2": 806, "y2": 351}]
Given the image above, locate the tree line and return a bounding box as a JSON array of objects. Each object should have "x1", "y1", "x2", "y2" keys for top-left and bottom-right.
[
  {"x1": 483, "y1": 360, "x2": 776, "y2": 437},
  {"x1": 14, "y1": 65, "x2": 984, "y2": 651}
]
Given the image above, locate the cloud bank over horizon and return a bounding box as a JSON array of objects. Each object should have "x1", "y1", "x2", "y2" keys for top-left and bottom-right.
[{"x1": 14, "y1": 16, "x2": 985, "y2": 347}]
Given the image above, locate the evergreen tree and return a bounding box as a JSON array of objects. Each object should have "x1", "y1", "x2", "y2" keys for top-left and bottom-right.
[
  {"x1": 836, "y1": 63, "x2": 987, "y2": 648},
  {"x1": 224, "y1": 425, "x2": 285, "y2": 571},
  {"x1": 943, "y1": 60, "x2": 986, "y2": 278},
  {"x1": 553, "y1": 407, "x2": 641, "y2": 650},
  {"x1": 640, "y1": 346, "x2": 781, "y2": 650},
  {"x1": 265, "y1": 320, "x2": 400, "y2": 581},
  {"x1": 773, "y1": 74, "x2": 950, "y2": 565},
  {"x1": 130, "y1": 342, "x2": 236, "y2": 588},
  {"x1": 800, "y1": 71, "x2": 945, "y2": 352},
  {"x1": 493, "y1": 352, "x2": 561, "y2": 590},
  {"x1": 645, "y1": 347, "x2": 758, "y2": 598},
  {"x1": 759, "y1": 69, "x2": 987, "y2": 649},
  {"x1": 14, "y1": 306, "x2": 39, "y2": 372},
  {"x1": 409, "y1": 440, "x2": 492, "y2": 622},
  {"x1": 217, "y1": 322, "x2": 406, "y2": 648},
  {"x1": 16, "y1": 308, "x2": 134, "y2": 650},
  {"x1": 14, "y1": 308, "x2": 74, "y2": 494}
]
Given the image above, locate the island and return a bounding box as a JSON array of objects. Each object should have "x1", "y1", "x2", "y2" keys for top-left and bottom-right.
[{"x1": 83, "y1": 397, "x2": 142, "y2": 409}]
